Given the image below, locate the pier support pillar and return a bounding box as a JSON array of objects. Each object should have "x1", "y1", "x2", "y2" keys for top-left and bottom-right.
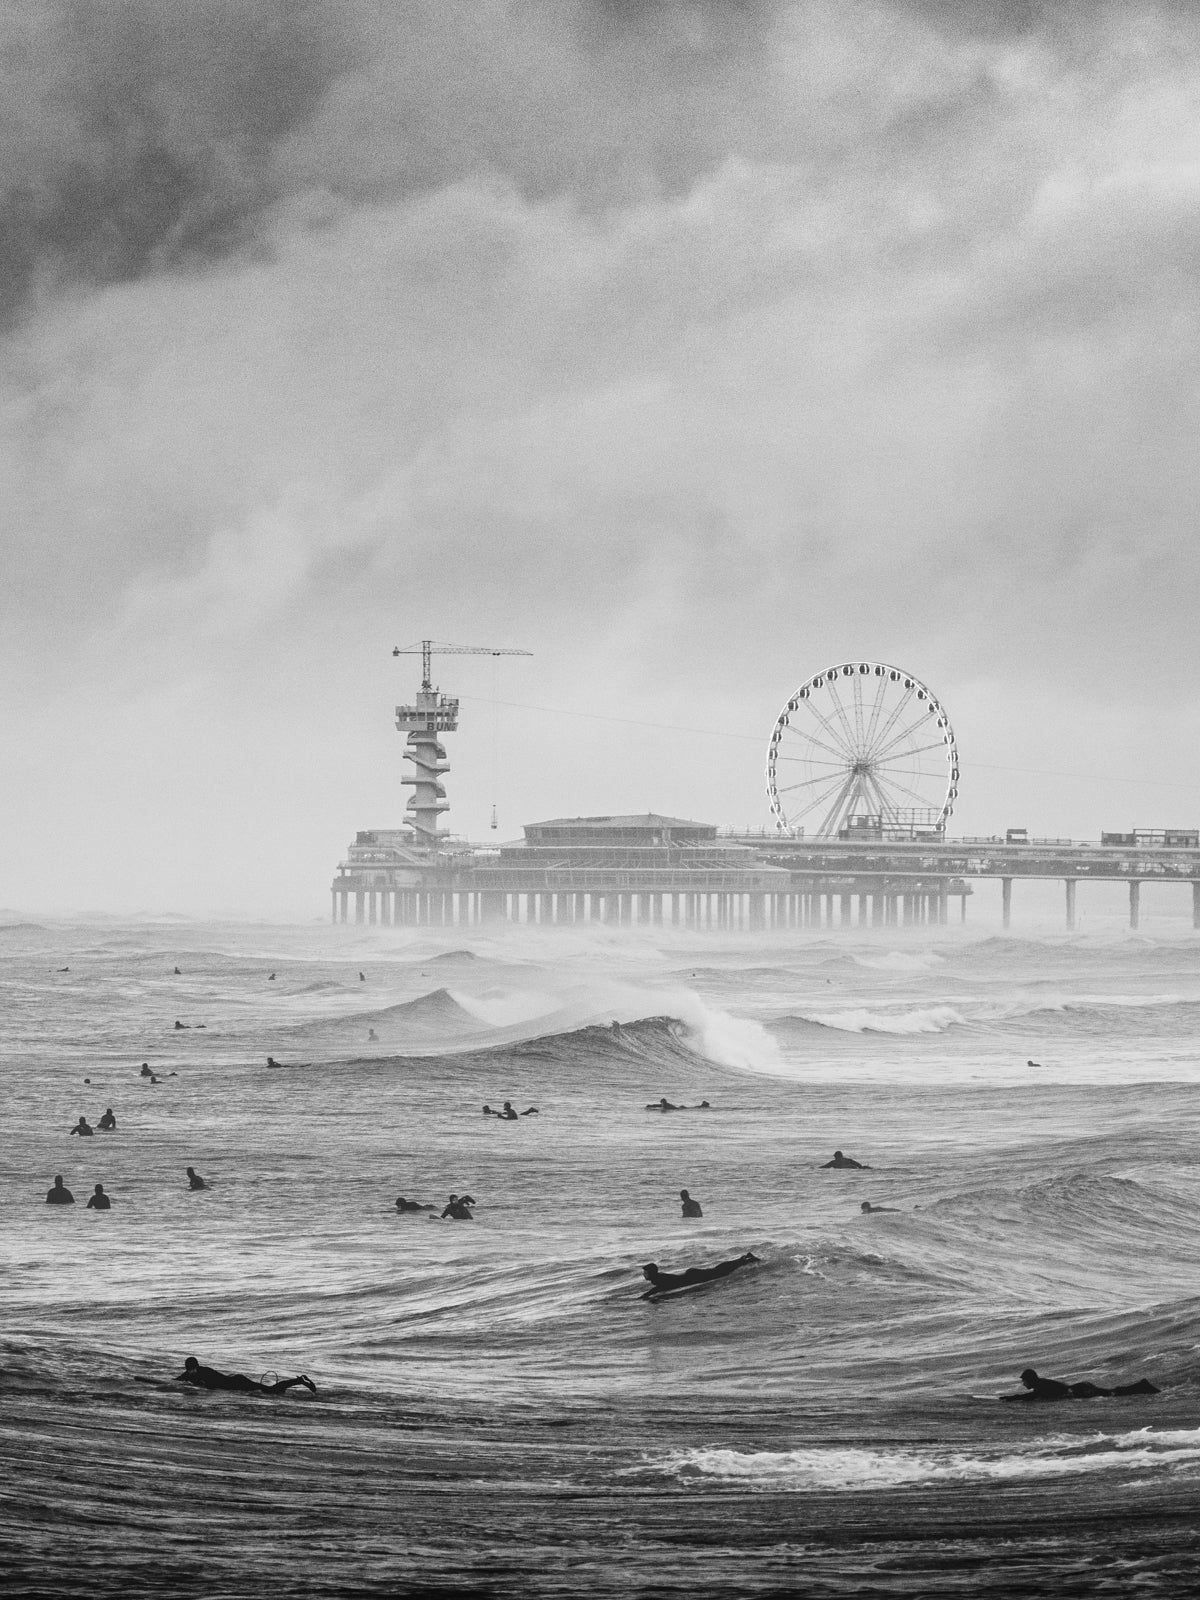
[
  {"x1": 1193, "y1": 882, "x2": 1200, "y2": 931},
  {"x1": 748, "y1": 894, "x2": 765, "y2": 932},
  {"x1": 1001, "y1": 878, "x2": 1012, "y2": 930},
  {"x1": 354, "y1": 891, "x2": 364, "y2": 925},
  {"x1": 839, "y1": 894, "x2": 852, "y2": 927},
  {"x1": 1065, "y1": 878, "x2": 1076, "y2": 931},
  {"x1": 1129, "y1": 880, "x2": 1141, "y2": 931}
]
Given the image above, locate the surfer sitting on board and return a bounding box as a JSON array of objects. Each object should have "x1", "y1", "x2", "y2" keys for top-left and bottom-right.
[
  {"x1": 46, "y1": 1175, "x2": 74, "y2": 1204},
  {"x1": 1000, "y1": 1367, "x2": 1160, "y2": 1402},
  {"x1": 69, "y1": 1116, "x2": 94, "y2": 1136},
  {"x1": 98, "y1": 1108, "x2": 116, "y2": 1130},
  {"x1": 641, "y1": 1252, "x2": 760, "y2": 1296},
  {"x1": 186, "y1": 1167, "x2": 209, "y2": 1190},
  {"x1": 175, "y1": 1357, "x2": 316, "y2": 1395},
  {"x1": 679, "y1": 1189, "x2": 703, "y2": 1217},
  {"x1": 822, "y1": 1150, "x2": 868, "y2": 1168}
]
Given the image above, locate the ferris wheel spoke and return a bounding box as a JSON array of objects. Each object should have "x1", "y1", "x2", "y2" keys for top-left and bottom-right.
[
  {"x1": 862, "y1": 673, "x2": 890, "y2": 751},
  {"x1": 779, "y1": 723, "x2": 857, "y2": 766},
  {"x1": 869, "y1": 713, "x2": 940, "y2": 766},
  {"x1": 796, "y1": 696, "x2": 860, "y2": 762},
  {"x1": 771, "y1": 753, "x2": 856, "y2": 770},
  {"x1": 862, "y1": 686, "x2": 916, "y2": 763},
  {"x1": 783, "y1": 773, "x2": 852, "y2": 826},
  {"x1": 814, "y1": 770, "x2": 861, "y2": 838},
  {"x1": 774, "y1": 764, "x2": 857, "y2": 790},
  {"x1": 825, "y1": 679, "x2": 863, "y2": 756},
  {"x1": 780, "y1": 764, "x2": 857, "y2": 806},
  {"x1": 874, "y1": 771, "x2": 944, "y2": 814},
  {"x1": 869, "y1": 737, "x2": 948, "y2": 768}
]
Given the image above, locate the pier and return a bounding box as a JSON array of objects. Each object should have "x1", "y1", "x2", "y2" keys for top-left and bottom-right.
[
  {"x1": 331, "y1": 818, "x2": 1200, "y2": 931},
  {"x1": 332, "y1": 648, "x2": 1200, "y2": 931}
]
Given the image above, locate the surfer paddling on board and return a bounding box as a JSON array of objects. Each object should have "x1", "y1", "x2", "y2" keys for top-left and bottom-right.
[
  {"x1": 641, "y1": 1252, "x2": 760, "y2": 1298},
  {"x1": 822, "y1": 1150, "x2": 868, "y2": 1169},
  {"x1": 861, "y1": 1201, "x2": 899, "y2": 1213},
  {"x1": 1000, "y1": 1367, "x2": 1159, "y2": 1402},
  {"x1": 175, "y1": 1357, "x2": 315, "y2": 1395}
]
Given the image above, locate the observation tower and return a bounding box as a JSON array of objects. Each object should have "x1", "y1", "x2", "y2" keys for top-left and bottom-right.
[{"x1": 392, "y1": 640, "x2": 531, "y2": 848}]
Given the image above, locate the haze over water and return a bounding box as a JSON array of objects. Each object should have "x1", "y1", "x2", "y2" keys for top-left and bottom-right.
[{"x1": 5, "y1": 911, "x2": 1200, "y2": 1596}]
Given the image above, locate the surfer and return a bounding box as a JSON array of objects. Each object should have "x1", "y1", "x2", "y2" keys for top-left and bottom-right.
[
  {"x1": 174, "y1": 1021, "x2": 189, "y2": 1030},
  {"x1": 186, "y1": 1167, "x2": 209, "y2": 1191},
  {"x1": 174, "y1": 966, "x2": 181, "y2": 975},
  {"x1": 648, "y1": 1098, "x2": 680, "y2": 1112},
  {"x1": 46, "y1": 1175, "x2": 74, "y2": 1204},
  {"x1": 268, "y1": 972, "x2": 276, "y2": 980},
  {"x1": 139, "y1": 1063, "x2": 153, "y2": 1077},
  {"x1": 822, "y1": 1150, "x2": 868, "y2": 1169},
  {"x1": 359, "y1": 971, "x2": 366, "y2": 982},
  {"x1": 98, "y1": 1108, "x2": 117, "y2": 1130},
  {"x1": 441, "y1": 1194, "x2": 475, "y2": 1220},
  {"x1": 679, "y1": 1189, "x2": 703, "y2": 1218},
  {"x1": 86, "y1": 1183, "x2": 111, "y2": 1210},
  {"x1": 368, "y1": 1028, "x2": 378, "y2": 1041},
  {"x1": 861, "y1": 1201, "x2": 899, "y2": 1213},
  {"x1": 175, "y1": 1357, "x2": 316, "y2": 1396},
  {"x1": 641, "y1": 1252, "x2": 760, "y2": 1296},
  {"x1": 1000, "y1": 1367, "x2": 1160, "y2": 1402},
  {"x1": 1027, "y1": 1059, "x2": 1043, "y2": 1068},
  {"x1": 395, "y1": 1197, "x2": 437, "y2": 1212},
  {"x1": 266, "y1": 1056, "x2": 283, "y2": 1068},
  {"x1": 499, "y1": 1102, "x2": 519, "y2": 1120},
  {"x1": 69, "y1": 1116, "x2": 94, "y2": 1137}
]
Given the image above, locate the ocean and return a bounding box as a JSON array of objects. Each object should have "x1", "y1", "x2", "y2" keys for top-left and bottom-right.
[{"x1": 3, "y1": 913, "x2": 1200, "y2": 1597}]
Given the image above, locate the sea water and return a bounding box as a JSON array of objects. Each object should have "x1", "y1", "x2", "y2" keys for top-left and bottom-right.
[{"x1": 3, "y1": 916, "x2": 1200, "y2": 1596}]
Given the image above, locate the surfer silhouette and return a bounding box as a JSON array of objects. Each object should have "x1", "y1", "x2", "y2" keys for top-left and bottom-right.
[
  {"x1": 680, "y1": 1189, "x2": 703, "y2": 1217},
  {"x1": 69, "y1": 1116, "x2": 94, "y2": 1136},
  {"x1": 174, "y1": 1357, "x2": 315, "y2": 1395},
  {"x1": 861, "y1": 1201, "x2": 899, "y2": 1213},
  {"x1": 441, "y1": 1194, "x2": 475, "y2": 1220},
  {"x1": 1001, "y1": 1367, "x2": 1160, "y2": 1402},
  {"x1": 641, "y1": 1252, "x2": 760, "y2": 1296},
  {"x1": 86, "y1": 1183, "x2": 111, "y2": 1210},
  {"x1": 46, "y1": 1175, "x2": 74, "y2": 1204},
  {"x1": 98, "y1": 1108, "x2": 116, "y2": 1130},
  {"x1": 186, "y1": 1167, "x2": 209, "y2": 1191},
  {"x1": 396, "y1": 1196, "x2": 437, "y2": 1212},
  {"x1": 822, "y1": 1150, "x2": 868, "y2": 1168}
]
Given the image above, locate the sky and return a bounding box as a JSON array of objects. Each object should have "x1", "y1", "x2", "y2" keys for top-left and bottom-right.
[{"x1": 4, "y1": 0, "x2": 1200, "y2": 915}]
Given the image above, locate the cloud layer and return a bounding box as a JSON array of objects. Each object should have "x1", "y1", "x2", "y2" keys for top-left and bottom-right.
[{"x1": 5, "y1": 1, "x2": 1200, "y2": 911}]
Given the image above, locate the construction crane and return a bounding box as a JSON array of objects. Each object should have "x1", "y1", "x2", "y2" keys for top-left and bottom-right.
[
  {"x1": 391, "y1": 639, "x2": 531, "y2": 847},
  {"x1": 392, "y1": 639, "x2": 532, "y2": 691}
]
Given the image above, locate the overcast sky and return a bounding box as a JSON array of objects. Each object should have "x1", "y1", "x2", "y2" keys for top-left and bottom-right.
[{"x1": 4, "y1": 0, "x2": 1200, "y2": 915}]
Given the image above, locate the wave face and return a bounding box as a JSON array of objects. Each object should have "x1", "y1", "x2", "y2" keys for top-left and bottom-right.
[{"x1": 5, "y1": 919, "x2": 1200, "y2": 1593}]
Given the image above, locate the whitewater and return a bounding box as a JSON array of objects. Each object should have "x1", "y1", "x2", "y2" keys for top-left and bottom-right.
[{"x1": 3, "y1": 916, "x2": 1200, "y2": 1597}]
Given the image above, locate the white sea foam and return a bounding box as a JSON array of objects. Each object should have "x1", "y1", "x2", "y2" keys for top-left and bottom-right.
[
  {"x1": 662, "y1": 1430, "x2": 1200, "y2": 1490},
  {"x1": 853, "y1": 950, "x2": 946, "y2": 972},
  {"x1": 802, "y1": 1004, "x2": 969, "y2": 1035}
]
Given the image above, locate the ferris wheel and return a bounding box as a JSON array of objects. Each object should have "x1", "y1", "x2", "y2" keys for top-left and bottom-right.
[{"x1": 766, "y1": 662, "x2": 958, "y2": 838}]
